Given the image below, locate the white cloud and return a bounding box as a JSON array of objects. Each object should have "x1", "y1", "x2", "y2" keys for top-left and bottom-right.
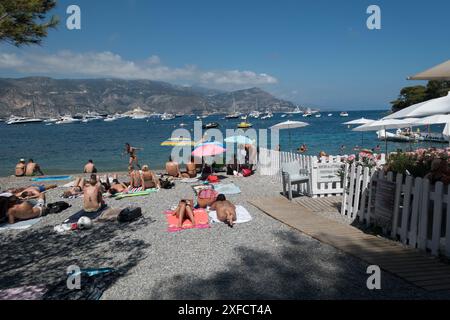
[{"x1": 0, "y1": 50, "x2": 278, "y2": 88}]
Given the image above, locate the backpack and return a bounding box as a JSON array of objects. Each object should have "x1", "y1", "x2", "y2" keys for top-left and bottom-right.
[
  {"x1": 160, "y1": 178, "x2": 175, "y2": 189},
  {"x1": 118, "y1": 207, "x2": 142, "y2": 223},
  {"x1": 46, "y1": 201, "x2": 71, "y2": 214}
]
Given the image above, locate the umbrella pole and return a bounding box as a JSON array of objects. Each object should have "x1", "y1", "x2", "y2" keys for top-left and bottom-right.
[{"x1": 384, "y1": 126, "x2": 388, "y2": 159}]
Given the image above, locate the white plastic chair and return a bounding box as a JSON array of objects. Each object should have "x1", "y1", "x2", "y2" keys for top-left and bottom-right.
[{"x1": 281, "y1": 162, "x2": 310, "y2": 200}]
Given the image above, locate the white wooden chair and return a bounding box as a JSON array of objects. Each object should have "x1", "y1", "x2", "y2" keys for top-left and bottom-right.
[{"x1": 281, "y1": 162, "x2": 310, "y2": 200}]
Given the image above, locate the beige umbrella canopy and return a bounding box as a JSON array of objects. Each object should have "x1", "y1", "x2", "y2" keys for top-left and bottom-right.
[{"x1": 408, "y1": 60, "x2": 450, "y2": 81}]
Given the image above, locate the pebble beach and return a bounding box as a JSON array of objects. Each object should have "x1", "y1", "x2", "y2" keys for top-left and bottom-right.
[{"x1": 1, "y1": 172, "x2": 450, "y2": 300}]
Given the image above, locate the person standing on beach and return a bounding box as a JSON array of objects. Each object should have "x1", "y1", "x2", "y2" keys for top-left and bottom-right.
[
  {"x1": 25, "y1": 159, "x2": 44, "y2": 176},
  {"x1": 83, "y1": 175, "x2": 104, "y2": 213},
  {"x1": 124, "y1": 143, "x2": 142, "y2": 169},
  {"x1": 84, "y1": 160, "x2": 97, "y2": 174},
  {"x1": 15, "y1": 159, "x2": 26, "y2": 177}
]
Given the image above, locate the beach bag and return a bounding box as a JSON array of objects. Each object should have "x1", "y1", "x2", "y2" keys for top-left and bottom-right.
[
  {"x1": 242, "y1": 168, "x2": 252, "y2": 177},
  {"x1": 118, "y1": 207, "x2": 142, "y2": 223},
  {"x1": 46, "y1": 201, "x2": 71, "y2": 214},
  {"x1": 197, "y1": 189, "x2": 218, "y2": 208},
  {"x1": 207, "y1": 175, "x2": 219, "y2": 183},
  {"x1": 160, "y1": 178, "x2": 175, "y2": 189}
]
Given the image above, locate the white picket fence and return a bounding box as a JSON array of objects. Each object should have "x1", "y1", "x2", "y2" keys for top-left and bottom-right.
[
  {"x1": 341, "y1": 163, "x2": 450, "y2": 258},
  {"x1": 258, "y1": 148, "x2": 345, "y2": 198}
]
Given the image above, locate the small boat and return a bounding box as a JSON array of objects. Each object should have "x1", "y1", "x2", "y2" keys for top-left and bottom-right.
[
  {"x1": 281, "y1": 114, "x2": 287, "y2": 118},
  {"x1": 203, "y1": 122, "x2": 220, "y2": 129},
  {"x1": 241, "y1": 115, "x2": 248, "y2": 120},
  {"x1": 328, "y1": 113, "x2": 333, "y2": 117},
  {"x1": 175, "y1": 113, "x2": 184, "y2": 118},
  {"x1": 237, "y1": 121, "x2": 252, "y2": 129},
  {"x1": 302, "y1": 112, "x2": 312, "y2": 118},
  {"x1": 340, "y1": 112, "x2": 349, "y2": 117},
  {"x1": 315, "y1": 114, "x2": 322, "y2": 118}
]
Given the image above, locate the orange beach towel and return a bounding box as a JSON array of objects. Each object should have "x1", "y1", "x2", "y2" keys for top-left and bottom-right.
[{"x1": 165, "y1": 208, "x2": 210, "y2": 232}]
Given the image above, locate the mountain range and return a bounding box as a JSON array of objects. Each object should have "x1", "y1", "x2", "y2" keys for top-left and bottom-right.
[{"x1": 0, "y1": 77, "x2": 299, "y2": 117}]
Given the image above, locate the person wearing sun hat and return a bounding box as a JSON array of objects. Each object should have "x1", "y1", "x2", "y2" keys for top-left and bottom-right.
[{"x1": 15, "y1": 159, "x2": 26, "y2": 177}]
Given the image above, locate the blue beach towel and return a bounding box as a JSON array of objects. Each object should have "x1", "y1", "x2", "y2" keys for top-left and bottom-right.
[
  {"x1": 32, "y1": 176, "x2": 72, "y2": 182},
  {"x1": 63, "y1": 205, "x2": 107, "y2": 224},
  {"x1": 213, "y1": 183, "x2": 241, "y2": 195}
]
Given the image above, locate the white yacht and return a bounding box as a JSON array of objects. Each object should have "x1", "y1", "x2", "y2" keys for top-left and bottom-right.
[
  {"x1": 261, "y1": 111, "x2": 274, "y2": 120},
  {"x1": 6, "y1": 116, "x2": 43, "y2": 125},
  {"x1": 161, "y1": 113, "x2": 176, "y2": 121},
  {"x1": 55, "y1": 115, "x2": 81, "y2": 124},
  {"x1": 340, "y1": 112, "x2": 349, "y2": 117},
  {"x1": 104, "y1": 114, "x2": 119, "y2": 122},
  {"x1": 249, "y1": 111, "x2": 261, "y2": 119},
  {"x1": 286, "y1": 106, "x2": 303, "y2": 114},
  {"x1": 315, "y1": 114, "x2": 322, "y2": 118}
]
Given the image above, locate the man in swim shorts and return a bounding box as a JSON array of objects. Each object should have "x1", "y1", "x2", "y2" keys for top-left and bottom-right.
[
  {"x1": 25, "y1": 159, "x2": 44, "y2": 176},
  {"x1": 7, "y1": 193, "x2": 46, "y2": 224}
]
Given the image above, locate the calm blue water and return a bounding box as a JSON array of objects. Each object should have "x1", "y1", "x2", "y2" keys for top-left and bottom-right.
[{"x1": 0, "y1": 110, "x2": 446, "y2": 176}]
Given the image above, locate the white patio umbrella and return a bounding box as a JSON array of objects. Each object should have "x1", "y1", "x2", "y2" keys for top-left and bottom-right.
[
  {"x1": 384, "y1": 91, "x2": 450, "y2": 119},
  {"x1": 343, "y1": 118, "x2": 374, "y2": 146},
  {"x1": 270, "y1": 120, "x2": 309, "y2": 151},
  {"x1": 343, "y1": 117, "x2": 374, "y2": 125},
  {"x1": 353, "y1": 118, "x2": 418, "y2": 155}
]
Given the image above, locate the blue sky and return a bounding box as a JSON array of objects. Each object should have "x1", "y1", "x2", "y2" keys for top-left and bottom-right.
[{"x1": 1, "y1": 0, "x2": 449, "y2": 110}]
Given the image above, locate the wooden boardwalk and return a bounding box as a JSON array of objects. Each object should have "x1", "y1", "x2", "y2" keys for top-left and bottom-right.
[{"x1": 249, "y1": 196, "x2": 450, "y2": 292}]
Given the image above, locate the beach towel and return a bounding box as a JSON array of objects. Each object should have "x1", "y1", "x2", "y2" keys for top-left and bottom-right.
[
  {"x1": 180, "y1": 178, "x2": 199, "y2": 183},
  {"x1": 208, "y1": 205, "x2": 252, "y2": 224},
  {"x1": 63, "y1": 205, "x2": 107, "y2": 224},
  {"x1": 0, "y1": 218, "x2": 42, "y2": 231},
  {"x1": 0, "y1": 285, "x2": 47, "y2": 300},
  {"x1": 113, "y1": 188, "x2": 157, "y2": 200},
  {"x1": 213, "y1": 183, "x2": 241, "y2": 195},
  {"x1": 165, "y1": 208, "x2": 210, "y2": 232},
  {"x1": 32, "y1": 176, "x2": 72, "y2": 182}
]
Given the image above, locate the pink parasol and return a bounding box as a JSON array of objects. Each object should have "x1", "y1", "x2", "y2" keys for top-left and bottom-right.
[{"x1": 192, "y1": 144, "x2": 226, "y2": 157}]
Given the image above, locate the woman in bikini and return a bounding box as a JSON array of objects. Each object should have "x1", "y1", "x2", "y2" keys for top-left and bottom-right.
[
  {"x1": 141, "y1": 165, "x2": 160, "y2": 190},
  {"x1": 124, "y1": 143, "x2": 143, "y2": 169},
  {"x1": 173, "y1": 198, "x2": 195, "y2": 228}
]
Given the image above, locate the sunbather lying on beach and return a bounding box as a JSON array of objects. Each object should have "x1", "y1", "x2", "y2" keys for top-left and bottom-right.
[
  {"x1": 8, "y1": 184, "x2": 56, "y2": 196},
  {"x1": 15, "y1": 184, "x2": 57, "y2": 199},
  {"x1": 83, "y1": 175, "x2": 104, "y2": 212},
  {"x1": 6, "y1": 193, "x2": 46, "y2": 224},
  {"x1": 62, "y1": 177, "x2": 87, "y2": 198},
  {"x1": 103, "y1": 174, "x2": 129, "y2": 195},
  {"x1": 210, "y1": 194, "x2": 236, "y2": 227},
  {"x1": 173, "y1": 199, "x2": 195, "y2": 228}
]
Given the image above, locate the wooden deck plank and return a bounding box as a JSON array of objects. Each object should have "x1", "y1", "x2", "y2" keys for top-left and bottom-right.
[{"x1": 249, "y1": 196, "x2": 450, "y2": 292}]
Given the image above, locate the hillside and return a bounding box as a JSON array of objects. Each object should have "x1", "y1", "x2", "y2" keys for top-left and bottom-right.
[{"x1": 0, "y1": 77, "x2": 299, "y2": 117}]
